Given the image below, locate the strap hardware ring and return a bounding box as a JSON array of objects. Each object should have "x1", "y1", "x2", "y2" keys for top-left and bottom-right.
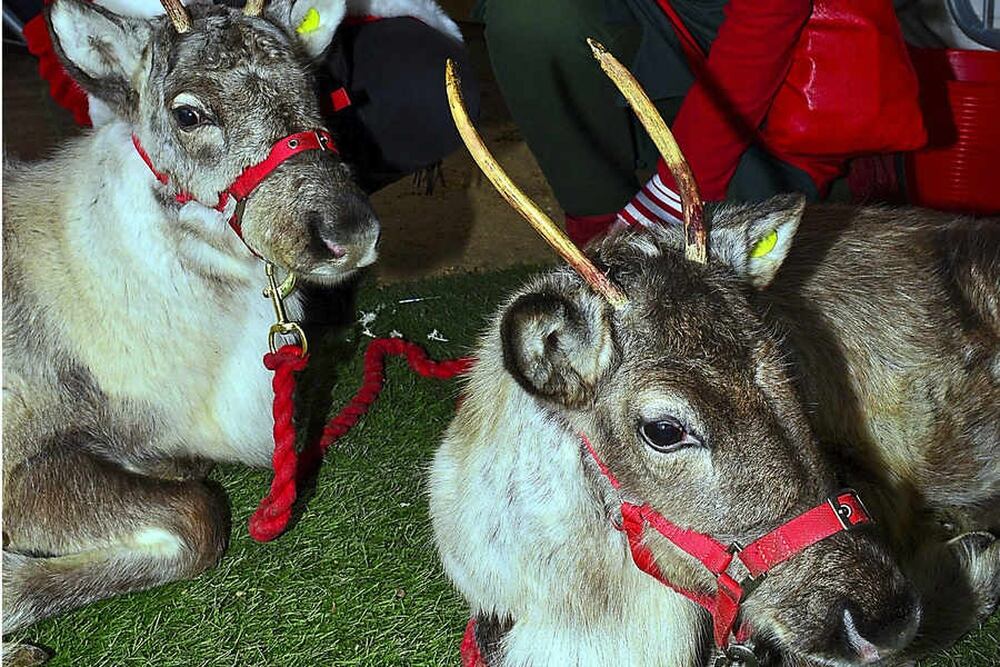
[
  {"x1": 714, "y1": 643, "x2": 759, "y2": 667},
  {"x1": 725, "y1": 542, "x2": 767, "y2": 600}
]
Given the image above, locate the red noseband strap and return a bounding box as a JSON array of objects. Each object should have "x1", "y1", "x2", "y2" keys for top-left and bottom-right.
[
  {"x1": 225, "y1": 129, "x2": 336, "y2": 203},
  {"x1": 132, "y1": 129, "x2": 338, "y2": 246},
  {"x1": 581, "y1": 434, "x2": 872, "y2": 650}
]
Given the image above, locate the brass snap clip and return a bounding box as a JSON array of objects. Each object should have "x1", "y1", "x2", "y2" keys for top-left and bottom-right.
[{"x1": 263, "y1": 262, "x2": 307, "y2": 356}]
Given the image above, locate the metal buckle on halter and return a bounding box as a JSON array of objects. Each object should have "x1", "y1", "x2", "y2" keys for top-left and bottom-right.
[
  {"x1": 827, "y1": 489, "x2": 869, "y2": 531},
  {"x1": 724, "y1": 542, "x2": 766, "y2": 600},
  {"x1": 713, "y1": 643, "x2": 759, "y2": 667},
  {"x1": 314, "y1": 130, "x2": 330, "y2": 151}
]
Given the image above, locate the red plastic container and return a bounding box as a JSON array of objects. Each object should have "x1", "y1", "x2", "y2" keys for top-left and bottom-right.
[{"x1": 905, "y1": 48, "x2": 1000, "y2": 216}]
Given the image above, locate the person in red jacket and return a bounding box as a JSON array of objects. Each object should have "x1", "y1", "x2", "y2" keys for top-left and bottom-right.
[{"x1": 478, "y1": 0, "x2": 824, "y2": 245}]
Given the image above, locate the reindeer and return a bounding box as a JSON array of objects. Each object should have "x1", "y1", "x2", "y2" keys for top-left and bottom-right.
[
  {"x1": 1, "y1": 0, "x2": 380, "y2": 641},
  {"x1": 429, "y1": 49, "x2": 1000, "y2": 666}
]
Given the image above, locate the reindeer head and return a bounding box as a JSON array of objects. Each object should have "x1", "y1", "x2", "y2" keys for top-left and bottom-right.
[
  {"x1": 46, "y1": 0, "x2": 379, "y2": 283},
  {"x1": 501, "y1": 222, "x2": 920, "y2": 664},
  {"x1": 447, "y1": 50, "x2": 921, "y2": 665}
]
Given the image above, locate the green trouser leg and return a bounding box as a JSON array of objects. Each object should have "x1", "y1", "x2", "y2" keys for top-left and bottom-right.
[
  {"x1": 481, "y1": 0, "x2": 819, "y2": 217},
  {"x1": 482, "y1": 0, "x2": 644, "y2": 217}
]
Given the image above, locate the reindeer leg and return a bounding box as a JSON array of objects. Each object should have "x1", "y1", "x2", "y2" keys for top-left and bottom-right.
[
  {"x1": 898, "y1": 530, "x2": 1000, "y2": 661},
  {"x1": 2, "y1": 446, "x2": 229, "y2": 634},
  {"x1": 0, "y1": 641, "x2": 51, "y2": 667},
  {"x1": 126, "y1": 455, "x2": 215, "y2": 482},
  {"x1": 949, "y1": 531, "x2": 1000, "y2": 621}
]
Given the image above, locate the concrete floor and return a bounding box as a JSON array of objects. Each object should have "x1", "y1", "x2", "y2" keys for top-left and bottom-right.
[{"x1": 2, "y1": 24, "x2": 560, "y2": 283}]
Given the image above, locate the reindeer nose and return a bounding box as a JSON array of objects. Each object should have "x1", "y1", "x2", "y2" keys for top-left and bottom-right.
[
  {"x1": 309, "y1": 191, "x2": 380, "y2": 265},
  {"x1": 841, "y1": 593, "x2": 921, "y2": 663},
  {"x1": 323, "y1": 240, "x2": 348, "y2": 259}
]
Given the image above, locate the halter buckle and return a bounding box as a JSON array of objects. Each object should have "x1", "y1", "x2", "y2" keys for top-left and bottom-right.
[
  {"x1": 724, "y1": 543, "x2": 766, "y2": 600},
  {"x1": 713, "y1": 643, "x2": 759, "y2": 667},
  {"x1": 315, "y1": 130, "x2": 331, "y2": 151},
  {"x1": 827, "y1": 490, "x2": 869, "y2": 531}
]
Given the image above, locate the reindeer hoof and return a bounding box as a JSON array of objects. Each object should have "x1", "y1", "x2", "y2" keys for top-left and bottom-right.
[
  {"x1": 948, "y1": 530, "x2": 996, "y2": 552},
  {"x1": 1, "y1": 642, "x2": 52, "y2": 667},
  {"x1": 134, "y1": 457, "x2": 215, "y2": 481},
  {"x1": 949, "y1": 530, "x2": 1000, "y2": 621}
]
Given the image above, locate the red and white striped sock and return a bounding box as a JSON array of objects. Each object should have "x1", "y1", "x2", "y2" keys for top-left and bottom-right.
[
  {"x1": 617, "y1": 173, "x2": 684, "y2": 228},
  {"x1": 564, "y1": 212, "x2": 617, "y2": 247}
]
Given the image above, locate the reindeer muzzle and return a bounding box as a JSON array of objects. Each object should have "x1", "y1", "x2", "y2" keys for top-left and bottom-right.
[
  {"x1": 581, "y1": 434, "x2": 872, "y2": 661},
  {"x1": 133, "y1": 129, "x2": 337, "y2": 256}
]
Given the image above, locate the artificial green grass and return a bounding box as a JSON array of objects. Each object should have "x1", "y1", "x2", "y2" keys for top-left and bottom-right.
[{"x1": 13, "y1": 266, "x2": 1000, "y2": 666}]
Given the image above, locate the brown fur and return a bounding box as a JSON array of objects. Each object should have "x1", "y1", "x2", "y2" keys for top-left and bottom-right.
[
  {"x1": 2, "y1": 0, "x2": 376, "y2": 640},
  {"x1": 430, "y1": 197, "x2": 1000, "y2": 666}
]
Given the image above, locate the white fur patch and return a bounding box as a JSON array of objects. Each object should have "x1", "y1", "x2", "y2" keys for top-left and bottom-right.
[
  {"x1": 429, "y1": 350, "x2": 705, "y2": 666},
  {"x1": 131, "y1": 527, "x2": 183, "y2": 557},
  {"x1": 56, "y1": 122, "x2": 280, "y2": 466},
  {"x1": 348, "y1": 0, "x2": 462, "y2": 41},
  {"x1": 629, "y1": 233, "x2": 662, "y2": 258},
  {"x1": 88, "y1": 97, "x2": 115, "y2": 127},
  {"x1": 95, "y1": 0, "x2": 179, "y2": 18},
  {"x1": 288, "y1": 0, "x2": 347, "y2": 57},
  {"x1": 49, "y1": 2, "x2": 121, "y2": 80}
]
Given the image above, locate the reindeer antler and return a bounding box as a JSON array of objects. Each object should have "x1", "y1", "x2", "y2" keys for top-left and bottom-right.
[
  {"x1": 588, "y1": 39, "x2": 707, "y2": 265},
  {"x1": 244, "y1": 0, "x2": 265, "y2": 17},
  {"x1": 445, "y1": 60, "x2": 628, "y2": 309},
  {"x1": 159, "y1": 0, "x2": 191, "y2": 33}
]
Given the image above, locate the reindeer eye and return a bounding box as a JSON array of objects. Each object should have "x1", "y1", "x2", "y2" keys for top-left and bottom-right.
[
  {"x1": 639, "y1": 418, "x2": 690, "y2": 453},
  {"x1": 172, "y1": 105, "x2": 204, "y2": 129}
]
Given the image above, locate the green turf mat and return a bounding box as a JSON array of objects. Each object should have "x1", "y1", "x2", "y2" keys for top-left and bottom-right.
[{"x1": 11, "y1": 266, "x2": 999, "y2": 666}]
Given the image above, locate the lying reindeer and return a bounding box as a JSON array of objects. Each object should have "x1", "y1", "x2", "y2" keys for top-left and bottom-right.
[
  {"x1": 429, "y1": 50, "x2": 1000, "y2": 666},
  {"x1": 2, "y1": 0, "x2": 380, "y2": 637}
]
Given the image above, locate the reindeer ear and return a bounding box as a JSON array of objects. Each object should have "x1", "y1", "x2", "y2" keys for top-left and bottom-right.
[
  {"x1": 46, "y1": 0, "x2": 151, "y2": 117},
  {"x1": 500, "y1": 287, "x2": 616, "y2": 408},
  {"x1": 267, "y1": 0, "x2": 345, "y2": 58},
  {"x1": 709, "y1": 194, "x2": 805, "y2": 289}
]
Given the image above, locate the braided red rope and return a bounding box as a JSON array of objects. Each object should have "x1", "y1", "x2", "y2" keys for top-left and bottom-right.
[
  {"x1": 248, "y1": 345, "x2": 309, "y2": 541},
  {"x1": 249, "y1": 337, "x2": 474, "y2": 542},
  {"x1": 461, "y1": 618, "x2": 487, "y2": 667}
]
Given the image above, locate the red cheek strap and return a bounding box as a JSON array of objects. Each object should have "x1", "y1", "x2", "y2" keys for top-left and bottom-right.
[
  {"x1": 581, "y1": 433, "x2": 873, "y2": 650},
  {"x1": 132, "y1": 129, "x2": 338, "y2": 250},
  {"x1": 225, "y1": 129, "x2": 337, "y2": 203}
]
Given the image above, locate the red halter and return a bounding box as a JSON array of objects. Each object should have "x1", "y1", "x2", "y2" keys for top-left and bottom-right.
[
  {"x1": 132, "y1": 129, "x2": 337, "y2": 244},
  {"x1": 580, "y1": 434, "x2": 872, "y2": 657}
]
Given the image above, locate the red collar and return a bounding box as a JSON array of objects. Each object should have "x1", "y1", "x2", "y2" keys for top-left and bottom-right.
[
  {"x1": 581, "y1": 434, "x2": 871, "y2": 657},
  {"x1": 132, "y1": 129, "x2": 337, "y2": 245}
]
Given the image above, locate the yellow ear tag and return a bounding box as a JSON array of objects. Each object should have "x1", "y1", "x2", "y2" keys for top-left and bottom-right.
[
  {"x1": 296, "y1": 8, "x2": 321, "y2": 34},
  {"x1": 750, "y1": 229, "x2": 778, "y2": 259}
]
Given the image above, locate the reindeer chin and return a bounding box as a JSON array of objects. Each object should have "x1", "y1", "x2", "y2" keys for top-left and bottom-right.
[
  {"x1": 296, "y1": 242, "x2": 379, "y2": 285},
  {"x1": 295, "y1": 266, "x2": 362, "y2": 287}
]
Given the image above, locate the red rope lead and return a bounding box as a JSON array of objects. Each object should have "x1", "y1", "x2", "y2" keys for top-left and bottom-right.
[
  {"x1": 249, "y1": 345, "x2": 309, "y2": 542},
  {"x1": 248, "y1": 337, "x2": 473, "y2": 542},
  {"x1": 461, "y1": 618, "x2": 487, "y2": 667},
  {"x1": 317, "y1": 337, "x2": 473, "y2": 452}
]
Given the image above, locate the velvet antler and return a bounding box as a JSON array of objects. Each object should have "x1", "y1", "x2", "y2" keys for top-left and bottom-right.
[
  {"x1": 244, "y1": 0, "x2": 265, "y2": 17},
  {"x1": 445, "y1": 59, "x2": 628, "y2": 308},
  {"x1": 159, "y1": 0, "x2": 191, "y2": 33},
  {"x1": 588, "y1": 38, "x2": 707, "y2": 264}
]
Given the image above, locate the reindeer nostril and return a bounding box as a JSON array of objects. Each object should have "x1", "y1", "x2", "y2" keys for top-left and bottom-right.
[
  {"x1": 324, "y1": 239, "x2": 348, "y2": 259},
  {"x1": 841, "y1": 590, "x2": 920, "y2": 663},
  {"x1": 842, "y1": 608, "x2": 882, "y2": 664}
]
